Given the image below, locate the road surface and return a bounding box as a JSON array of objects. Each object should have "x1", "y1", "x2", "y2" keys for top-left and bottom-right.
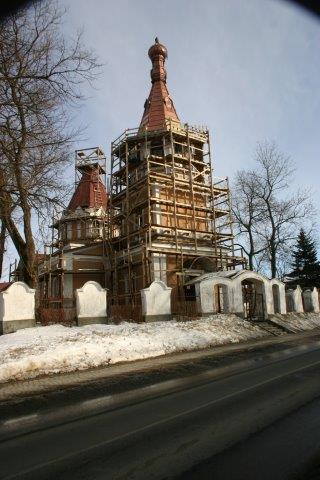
[{"x1": 2, "y1": 340, "x2": 320, "y2": 479}]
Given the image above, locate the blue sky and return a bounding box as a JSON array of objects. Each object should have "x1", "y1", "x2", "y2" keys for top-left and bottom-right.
[
  {"x1": 3, "y1": 0, "x2": 320, "y2": 278},
  {"x1": 62, "y1": 0, "x2": 320, "y2": 186}
]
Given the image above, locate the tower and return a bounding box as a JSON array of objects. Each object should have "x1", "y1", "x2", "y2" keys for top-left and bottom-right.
[
  {"x1": 56, "y1": 148, "x2": 108, "y2": 248},
  {"x1": 108, "y1": 39, "x2": 245, "y2": 315},
  {"x1": 38, "y1": 147, "x2": 108, "y2": 315}
]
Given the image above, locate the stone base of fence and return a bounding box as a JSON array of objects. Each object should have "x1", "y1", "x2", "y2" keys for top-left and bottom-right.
[
  {"x1": 143, "y1": 314, "x2": 172, "y2": 323},
  {"x1": 0, "y1": 318, "x2": 36, "y2": 335},
  {"x1": 77, "y1": 316, "x2": 108, "y2": 326}
]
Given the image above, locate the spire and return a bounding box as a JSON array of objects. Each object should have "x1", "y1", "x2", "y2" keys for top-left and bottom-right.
[
  {"x1": 139, "y1": 38, "x2": 180, "y2": 131},
  {"x1": 67, "y1": 166, "x2": 108, "y2": 211}
]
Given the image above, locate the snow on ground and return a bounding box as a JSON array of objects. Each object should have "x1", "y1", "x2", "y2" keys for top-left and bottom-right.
[
  {"x1": 271, "y1": 313, "x2": 320, "y2": 333},
  {"x1": 0, "y1": 315, "x2": 267, "y2": 384}
]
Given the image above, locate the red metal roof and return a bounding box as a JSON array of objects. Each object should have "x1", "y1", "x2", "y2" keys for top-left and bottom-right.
[
  {"x1": 140, "y1": 39, "x2": 180, "y2": 132},
  {"x1": 67, "y1": 167, "x2": 108, "y2": 211}
]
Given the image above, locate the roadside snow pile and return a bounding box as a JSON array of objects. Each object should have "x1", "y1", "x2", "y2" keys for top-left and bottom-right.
[
  {"x1": 271, "y1": 313, "x2": 320, "y2": 333},
  {"x1": 0, "y1": 315, "x2": 267, "y2": 383}
]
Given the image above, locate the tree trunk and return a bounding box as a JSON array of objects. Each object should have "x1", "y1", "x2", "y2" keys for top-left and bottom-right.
[
  {"x1": 2, "y1": 216, "x2": 37, "y2": 287},
  {"x1": 270, "y1": 245, "x2": 277, "y2": 278},
  {"x1": 0, "y1": 221, "x2": 6, "y2": 279},
  {"x1": 248, "y1": 252, "x2": 254, "y2": 270},
  {"x1": 0, "y1": 185, "x2": 37, "y2": 287},
  {"x1": 248, "y1": 230, "x2": 254, "y2": 270}
]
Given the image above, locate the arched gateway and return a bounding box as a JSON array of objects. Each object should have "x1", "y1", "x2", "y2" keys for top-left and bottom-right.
[{"x1": 185, "y1": 270, "x2": 287, "y2": 319}]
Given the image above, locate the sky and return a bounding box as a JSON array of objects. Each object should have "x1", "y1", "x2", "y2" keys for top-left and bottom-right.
[
  {"x1": 61, "y1": 0, "x2": 320, "y2": 182},
  {"x1": 2, "y1": 0, "x2": 320, "y2": 278}
]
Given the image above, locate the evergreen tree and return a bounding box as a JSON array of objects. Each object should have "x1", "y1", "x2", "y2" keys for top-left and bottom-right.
[{"x1": 289, "y1": 229, "x2": 320, "y2": 287}]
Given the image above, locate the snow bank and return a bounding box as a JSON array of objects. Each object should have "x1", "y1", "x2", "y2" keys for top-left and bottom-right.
[
  {"x1": 0, "y1": 315, "x2": 267, "y2": 383},
  {"x1": 271, "y1": 313, "x2": 320, "y2": 333}
]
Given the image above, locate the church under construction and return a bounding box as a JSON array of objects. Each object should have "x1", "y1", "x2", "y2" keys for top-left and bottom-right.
[{"x1": 37, "y1": 38, "x2": 247, "y2": 323}]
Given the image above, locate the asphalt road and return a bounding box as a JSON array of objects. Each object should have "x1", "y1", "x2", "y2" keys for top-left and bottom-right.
[{"x1": 2, "y1": 343, "x2": 320, "y2": 479}]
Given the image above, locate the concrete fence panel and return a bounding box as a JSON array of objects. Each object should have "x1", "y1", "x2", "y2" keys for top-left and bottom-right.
[
  {"x1": 141, "y1": 280, "x2": 172, "y2": 322},
  {"x1": 302, "y1": 287, "x2": 320, "y2": 313},
  {"x1": 0, "y1": 282, "x2": 36, "y2": 334},
  {"x1": 76, "y1": 281, "x2": 107, "y2": 326},
  {"x1": 286, "y1": 286, "x2": 304, "y2": 313}
]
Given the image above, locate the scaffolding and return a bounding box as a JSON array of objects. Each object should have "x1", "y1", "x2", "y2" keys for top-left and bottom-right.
[
  {"x1": 8, "y1": 115, "x2": 246, "y2": 324},
  {"x1": 75, "y1": 147, "x2": 107, "y2": 191},
  {"x1": 108, "y1": 119, "x2": 246, "y2": 310},
  {"x1": 37, "y1": 147, "x2": 109, "y2": 323}
]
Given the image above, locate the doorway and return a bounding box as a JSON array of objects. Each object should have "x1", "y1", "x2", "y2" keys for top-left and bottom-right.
[{"x1": 242, "y1": 279, "x2": 265, "y2": 321}]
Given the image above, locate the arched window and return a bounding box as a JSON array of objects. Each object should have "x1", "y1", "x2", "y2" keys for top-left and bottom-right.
[{"x1": 67, "y1": 223, "x2": 72, "y2": 240}]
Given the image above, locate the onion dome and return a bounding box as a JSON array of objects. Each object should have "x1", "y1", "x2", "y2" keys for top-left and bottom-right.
[{"x1": 139, "y1": 38, "x2": 180, "y2": 131}]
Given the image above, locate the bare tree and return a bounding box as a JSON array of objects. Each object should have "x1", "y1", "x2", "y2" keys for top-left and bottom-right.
[
  {"x1": 232, "y1": 142, "x2": 312, "y2": 278},
  {"x1": 0, "y1": 1, "x2": 100, "y2": 286},
  {"x1": 254, "y1": 142, "x2": 312, "y2": 278},
  {"x1": 232, "y1": 171, "x2": 265, "y2": 270}
]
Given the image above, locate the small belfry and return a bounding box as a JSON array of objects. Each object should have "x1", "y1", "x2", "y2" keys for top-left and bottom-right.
[
  {"x1": 57, "y1": 148, "x2": 108, "y2": 248},
  {"x1": 37, "y1": 148, "x2": 108, "y2": 316}
]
